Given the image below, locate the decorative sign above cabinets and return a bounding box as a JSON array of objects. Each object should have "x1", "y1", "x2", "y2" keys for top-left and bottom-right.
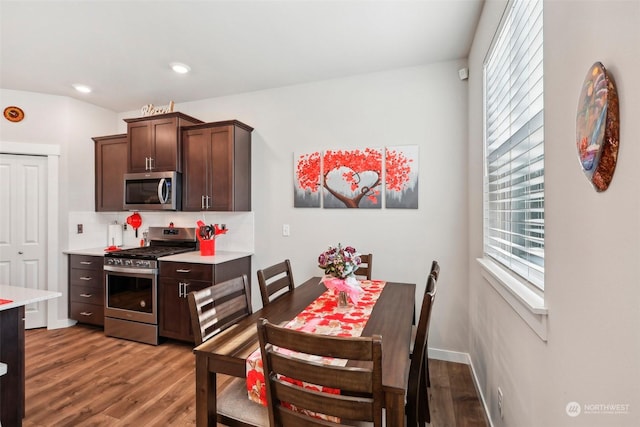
[{"x1": 141, "y1": 101, "x2": 175, "y2": 117}]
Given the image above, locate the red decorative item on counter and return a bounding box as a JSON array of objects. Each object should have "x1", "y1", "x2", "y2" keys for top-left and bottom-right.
[{"x1": 196, "y1": 220, "x2": 228, "y2": 256}]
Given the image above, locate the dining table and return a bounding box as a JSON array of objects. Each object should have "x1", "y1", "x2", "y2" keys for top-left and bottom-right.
[{"x1": 192, "y1": 276, "x2": 416, "y2": 427}]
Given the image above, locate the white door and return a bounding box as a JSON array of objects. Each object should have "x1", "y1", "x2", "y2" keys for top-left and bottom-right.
[{"x1": 0, "y1": 154, "x2": 48, "y2": 328}]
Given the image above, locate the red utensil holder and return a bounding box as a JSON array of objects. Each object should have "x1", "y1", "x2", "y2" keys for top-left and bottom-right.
[{"x1": 200, "y1": 239, "x2": 215, "y2": 256}]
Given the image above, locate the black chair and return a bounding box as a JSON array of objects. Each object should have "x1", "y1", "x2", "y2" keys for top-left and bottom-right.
[
  {"x1": 257, "y1": 318, "x2": 384, "y2": 426},
  {"x1": 257, "y1": 259, "x2": 295, "y2": 306},
  {"x1": 406, "y1": 273, "x2": 437, "y2": 426}
]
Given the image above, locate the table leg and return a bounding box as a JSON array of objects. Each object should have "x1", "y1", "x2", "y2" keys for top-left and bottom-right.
[
  {"x1": 195, "y1": 353, "x2": 217, "y2": 427},
  {"x1": 385, "y1": 390, "x2": 405, "y2": 427}
]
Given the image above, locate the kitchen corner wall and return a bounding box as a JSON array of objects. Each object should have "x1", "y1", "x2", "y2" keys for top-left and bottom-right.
[{"x1": 0, "y1": 89, "x2": 119, "y2": 328}]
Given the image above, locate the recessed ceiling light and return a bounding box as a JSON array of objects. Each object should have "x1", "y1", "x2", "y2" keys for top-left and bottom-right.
[
  {"x1": 72, "y1": 84, "x2": 92, "y2": 94},
  {"x1": 170, "y1": 62, "x2": 191, "y2": 74}
]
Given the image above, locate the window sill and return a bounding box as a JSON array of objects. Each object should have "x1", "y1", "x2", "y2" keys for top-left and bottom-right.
[{"x1": 476, "y1": 258, "x2": 548, "y2": 341}]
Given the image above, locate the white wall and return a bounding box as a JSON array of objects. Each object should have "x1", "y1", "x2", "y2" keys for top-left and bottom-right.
[
  {"x1": 0, "y1": 88, "x2": 118, "y2": 326},
  {"x1": 468, "y1": 1, "x2": 640, "y2": 426},
  {"x1": 120, "y1": 62, "x2": 471, "y2": 347}
]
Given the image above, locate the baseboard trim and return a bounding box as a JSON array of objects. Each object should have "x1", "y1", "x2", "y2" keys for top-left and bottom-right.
[
  {"x1": 428, "y1": 347, "x2": 470, "y2": 364},
  {"x1": 46, "y1": 318, "x2": 77, "y2": 330},
  {"x1": 428, "y1": 347, "x2": 494, "y2": 427}
]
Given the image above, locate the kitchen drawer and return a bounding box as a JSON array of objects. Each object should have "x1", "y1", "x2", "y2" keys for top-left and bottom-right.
[
  {"x1": 159, "y1": 261, "x2": 213, "y2": 281},
  {"x1": 70, "y1": 283, "x2": 104, "y2": 305},
  {"x1": 70, "y1": 302, "x2": 104, "y2": 326},
  {"x1": 69, "y1": 255, "x2": 102, "y2": 271},
  {"x1": 69, "y1": 268, "x2": 103, "y2": 286}
]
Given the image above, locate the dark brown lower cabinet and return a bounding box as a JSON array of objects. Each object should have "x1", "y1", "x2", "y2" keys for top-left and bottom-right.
[
  {"x1": 159, "y1": 256, "x2": 251, "y2": 343},
  {"x1": 68, "y1": 255, "x2": 104, "y2": 326},
  {"x1": 0, "y1": 306, "x2": 25, "y2": 427}
]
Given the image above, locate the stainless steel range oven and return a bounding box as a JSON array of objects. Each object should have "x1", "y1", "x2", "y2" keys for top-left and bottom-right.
[{"x1": 104, "y1": 227, "x2": 197, "y2": 345}]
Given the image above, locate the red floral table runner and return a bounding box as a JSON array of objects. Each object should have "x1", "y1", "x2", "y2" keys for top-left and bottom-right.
[
  {"x1": 0, "y1": 299, "x2": 13, "y2": 305},
  {"x1": 246, "y1": 279, "x2": 386, "y2": 411}
]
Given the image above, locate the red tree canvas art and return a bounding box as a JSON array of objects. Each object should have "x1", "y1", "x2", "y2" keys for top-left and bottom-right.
[
  {"x1": 385, "y1": 146, "x2": 418, "y2": 209},
  {"x1": 294, "y1": 151, "x2": 322, "y2": 207},
  {"x1": 322, "y1": 148, "x2": 382, "y2": 208},
  {"x1": 295, "y1": 147, "x2": 416, "y2": 209}
]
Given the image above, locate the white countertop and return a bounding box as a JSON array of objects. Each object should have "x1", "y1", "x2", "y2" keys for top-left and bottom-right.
[
  {"x1": 64, "y1": 246, "x2": 136, "y2": 256},
  {"x1": 159, "y1": 250, "x2": 253, "y2": 264},
  {"x1": 0, "y1": 285, "x2": 61, "y2": 311},
  {"x1": 64, "y1": 247, "x2": 253, "y2": 265}
]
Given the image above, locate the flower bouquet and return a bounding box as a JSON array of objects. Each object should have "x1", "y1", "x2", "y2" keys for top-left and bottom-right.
[{"x1": 318, "y1": 244, "x2": 364, "y2": 305}]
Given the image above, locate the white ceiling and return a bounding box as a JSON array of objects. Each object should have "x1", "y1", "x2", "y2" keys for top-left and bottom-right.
[{"x1": 0, "y1": 0, "x2": 484, "y2": 112}]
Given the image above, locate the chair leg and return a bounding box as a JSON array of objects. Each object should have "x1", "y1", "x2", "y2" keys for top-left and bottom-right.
[
  {"x1": 425, "y1": 356, "x2": 431, "y2": 388},
  {"x1": 418, "y1": 366, "x2": 431, "y2": 425}
]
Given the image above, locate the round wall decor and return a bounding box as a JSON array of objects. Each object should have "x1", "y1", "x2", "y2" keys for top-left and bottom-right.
[
  {"x1": 3, "y1": 106, "x2": 25, "y2": 122},
  {"x1": 576, "y1": 62, "x2": 620, "y2": 192}
]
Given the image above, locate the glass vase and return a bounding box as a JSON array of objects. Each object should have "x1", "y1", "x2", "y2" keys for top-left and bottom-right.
[{"x1": 338, "y1": 290, "x2": 349, "y2": 307}]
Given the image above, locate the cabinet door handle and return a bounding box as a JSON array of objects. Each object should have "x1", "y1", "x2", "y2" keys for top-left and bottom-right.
[
  {"x1": 80, "y1": 276, "x2": 92, "y2": 281},
  {"x1": 149, "y1": 157, "x2": 155, "y2": 171},
  {"x1": 80, "y1": 261, "x2": 93, "y2": 265},
  {"x1": 176, "y1": 269, "x2": 191, "y2": 273},
  {"x1": 80, "y1": 311, "x2": 93, "y2": 316},
  {"x1": 205, "y1": 195, "x2": 211, "y2": 209},
  {"x1": 79, "y1": 293, "x2": 93, "y2": 298},
  {"x1": 183, "y1": 283, "x2": 190, "y2": 298},
  {"x1": 201, "y1": 195, "x2": 205, "y2": 210},
  {"x1": 178, "y1": 282, "x2": 184, "y2": 298}
]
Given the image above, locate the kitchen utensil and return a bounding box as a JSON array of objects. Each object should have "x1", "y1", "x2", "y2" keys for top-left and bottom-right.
[
  {"x1": 126, "y1": 212, "x2": 142, "y2": 237},
  {"x1": 108, "y1": 223, "x2": 123, "y2": 247}
]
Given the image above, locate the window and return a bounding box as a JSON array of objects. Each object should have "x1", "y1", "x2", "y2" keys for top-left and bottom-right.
[{"x1": 483, "y1": 0, "x2": 544, "y2": 290}]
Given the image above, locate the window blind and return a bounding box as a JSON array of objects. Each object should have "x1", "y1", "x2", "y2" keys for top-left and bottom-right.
[{"x1": 483, "y1": 0, "x2": 544, "y2": 289}]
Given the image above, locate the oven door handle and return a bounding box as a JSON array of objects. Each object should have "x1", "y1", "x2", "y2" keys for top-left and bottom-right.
[{"x1": 104, "y1": 265, "x2": 158, "y2": 275}]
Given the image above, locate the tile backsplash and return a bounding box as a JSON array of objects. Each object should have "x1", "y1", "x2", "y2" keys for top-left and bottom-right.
[{"x1": 67, "y1": 211, "x2": 254, "y2": 252}]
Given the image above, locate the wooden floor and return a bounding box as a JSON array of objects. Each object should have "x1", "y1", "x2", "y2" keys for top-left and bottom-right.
[{"x1": 23, "y1": 325, "x2": 488, "y2": 426}]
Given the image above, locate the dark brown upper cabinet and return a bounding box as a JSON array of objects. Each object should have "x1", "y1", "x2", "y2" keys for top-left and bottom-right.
[
  {"x1": 182, "y1": 120, "x2": 252, "y2": 211},
  {"x1": 125, "y1": 112, "x2": 202, "y2": 173},
  {"x1": 93, "y1": 134, "x2": 127, "y2": 211}
]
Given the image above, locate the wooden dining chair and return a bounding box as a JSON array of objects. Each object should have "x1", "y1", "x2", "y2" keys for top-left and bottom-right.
[
  {"x1": 354, "y1": 253, "x2": 373, "y2": 280},
  {"x1": 406, "y1": 273, "x2": 437, "y2": 426},
  {"x1": 410, "y1": 260, "x2": 440, "y2": 379},
  {"x1": 257, "y1": 318, "x2": 384, "y2": 427},
  {"x1": 188, "y1": 274, "x2": 253, "y2": 346},
  {"x1": 430, "y1": 259, "x2": 440, "y2": 282},
  {"x1": 257, "y1": 259, "x2": 295, "y2": 307},
  {"x1": 187, "y1": 275, "x2": 268, "y2": 426}
]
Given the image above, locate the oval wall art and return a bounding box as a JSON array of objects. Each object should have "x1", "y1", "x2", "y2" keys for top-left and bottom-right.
[{"x1": 576, "y1": 62, "x2": 620, "y2": 192}]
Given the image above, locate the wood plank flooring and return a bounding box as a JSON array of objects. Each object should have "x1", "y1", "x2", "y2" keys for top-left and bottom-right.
[{"x1": 23, "y1": 325, "x2": 488, "y2": 426}]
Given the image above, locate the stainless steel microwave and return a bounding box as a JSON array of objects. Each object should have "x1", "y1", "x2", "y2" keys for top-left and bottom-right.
[{"x1": 123, "y1": 171, "x2": 181, "y2": 211}]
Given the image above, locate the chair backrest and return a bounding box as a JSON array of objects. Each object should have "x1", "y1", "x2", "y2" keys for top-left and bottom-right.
[
  {"x1": 354, "y1": 253, "x2": 373, "y2": 280},
  {"x1": 257, "y1": 259, "x2": 295, "y2": 306},
  {"x1": 430, "y1": 260, "x2": 440, "y2": 282},
  {"x1": 407, "y1": 273, "x2": 437, "y2": 426},
  {"x1": 257, "y1": 318, "x2": 384, "y2": 427},
  {"x1": 187, "y1": 274, "x2": 252, "y2": 346}
]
